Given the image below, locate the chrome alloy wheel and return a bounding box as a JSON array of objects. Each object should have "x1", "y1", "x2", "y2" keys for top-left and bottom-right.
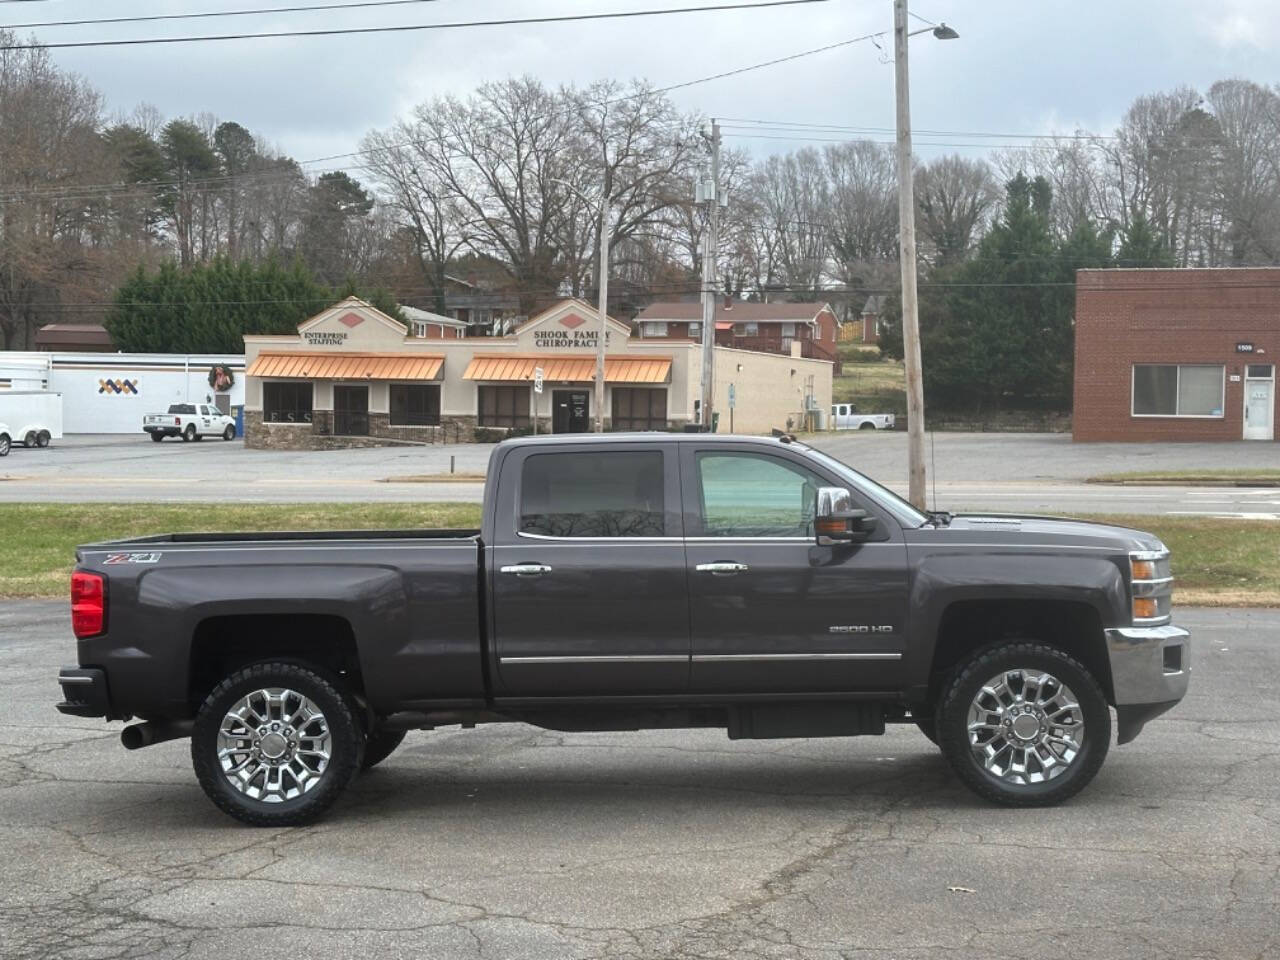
[
  {"x1": 967, "y1": 669, "x2": 1084, "y2": 785},
  {"x1": 216, "y1": 688, "x2": 332, "y2": 802}
]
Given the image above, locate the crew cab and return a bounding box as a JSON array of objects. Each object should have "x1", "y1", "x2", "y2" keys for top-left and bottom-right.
[
  {"x1": 831, "y1": 403, "x2": 895, "y2": 430},
  {"x1": 57, "y1": 434, "x2": 1189, "y2": 825},
  {"x1": 143, "y1": 403, "x2": 236, "y2": 442}
]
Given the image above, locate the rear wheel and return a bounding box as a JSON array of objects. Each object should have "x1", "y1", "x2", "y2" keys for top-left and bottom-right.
[
  {"x1": 23, "y1": 430, "x2": 36, "y2": 447},
  {"x1": 183, "y1": 424, "x2": 196, "y2": 442},
  {"x1": 150, "y1": 432, "x2": 164, "y2": 442},
  {"x1": 937, "y1": 641, "x2": 1110, "y2": 807},
  {"x1": 36, "y1": 430, "x2": 50, "y2": 448},
  {"x1": 362, "y1": 729, "x2": 407, "y2": 770},
  {"x1": 192, "y1": 661, "x2": 365, "y2": 826},
  {"x1": 0, "y1": 433, "x2": 9, "y2": 457},
  {"x1": 859, "y1": 422, "x2": 876, "y2": 430}
]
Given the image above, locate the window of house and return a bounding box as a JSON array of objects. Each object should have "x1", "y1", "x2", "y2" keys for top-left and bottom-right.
[
  {"x1": 1132, "y1": 364, "x2": 1224, "y2": 417},
  {"x1": 696, "y1": 452, "x2": 822, "y2": 538},
  {"x1": 642, "y1": 321, "x2": 668, "y2": 337},
  {"x1": 780, "y1": 322, "x2": 796, "y2": 338},
  {"x1": 743, "y1": 321, "x2": 759, "y2": 336},
  {"x1": 263, "y1": 382, "x2": 313, "y2": 423},
  {"x1": 390, "y1": 384, "x2": 441, "y2": 426},
  {"x1": 688, "y1": 322, "x2": 702, "y2": 338},
  {"x1": 611, "y1": 388, "x2": 668, "y2": 431},
  {"x1": 478, "y1": 385, "x2": 531, "y2": 428},
  {"x1": 520, "y1": 451, "x2": 665, "y2": 537}
]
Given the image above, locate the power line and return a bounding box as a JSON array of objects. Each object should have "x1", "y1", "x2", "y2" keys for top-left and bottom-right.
[
  {"x1": 2, "y1": 0, "x2": 463, "y2": 31},
  {"x1": 0, "y1": 0, "x2": 831, "y2": 49}
]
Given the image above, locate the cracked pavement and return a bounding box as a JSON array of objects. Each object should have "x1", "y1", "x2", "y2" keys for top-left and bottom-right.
[{"x1": 2, "y1": 602, "x2": 1277, "y2": 959}]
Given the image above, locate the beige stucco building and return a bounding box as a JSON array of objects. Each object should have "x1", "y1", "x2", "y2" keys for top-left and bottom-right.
[{"x1": 243, "y1": 297, "x2": 832, "y2": 448}]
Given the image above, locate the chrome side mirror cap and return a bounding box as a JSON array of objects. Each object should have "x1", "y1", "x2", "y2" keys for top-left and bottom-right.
[{"x1": 815, "y1": 486, "x2": 876, "y2": 545}]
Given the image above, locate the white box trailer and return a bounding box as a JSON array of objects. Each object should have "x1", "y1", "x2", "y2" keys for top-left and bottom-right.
[{"x1": 0, "y1": 390, "x2": 63, "y2": 449}]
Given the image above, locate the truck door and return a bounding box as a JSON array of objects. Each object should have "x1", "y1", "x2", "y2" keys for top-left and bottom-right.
[
  {"x1": 680, "y1": 444, "x2": 909, "y2": 694},
  {"x1": 488, "y1": 443, "x2": 689, "y2": 696}
]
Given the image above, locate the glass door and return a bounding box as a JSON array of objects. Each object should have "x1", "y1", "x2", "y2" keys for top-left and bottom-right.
[{"x1": 333, "y1": 385, "x2": 369, "y2": 436}]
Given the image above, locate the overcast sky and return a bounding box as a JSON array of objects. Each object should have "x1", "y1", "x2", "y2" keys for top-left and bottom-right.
[{"x1": 12, "y1": 0, "x2": 1280, "y2": 177}]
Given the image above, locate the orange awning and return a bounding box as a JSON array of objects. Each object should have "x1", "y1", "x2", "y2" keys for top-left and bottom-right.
[
  {"x1": 462, "y1": 354, "x2": 671, "y2": 384},
  {"x1": 246, "y1": 352, "x2": 443, "y2": 380}
]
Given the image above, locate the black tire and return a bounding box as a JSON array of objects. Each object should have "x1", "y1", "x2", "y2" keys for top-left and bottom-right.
[
  {"x1": 362, "y1": 729, "x2": 407, "y2": 770},
  {"x1": 182, "y1": 424, "x2": 196, "y2": 442},
  {"x1": 23, "y1": 430, "x2": 36, "y2": 447},
  {"x1": 150, "y1": 432, "x2": 165, "y2": 442},
  {"x1": 859, "y1": 422, "x2": 876, "y2": 430},
  {"x1": 36, "y1": 430, "x2": 50, "y2": 448},
  {"x1": 223, "y1": 424, "x2": 235, "y2": 441},
  {"x1": 937, "y1": 641, "x2": 1110, "y2": 807},
  {"x1": 0, "y1": 433, "x2": 9, "y2": 457},
  {"x1": 192, "y1": 662, "x2": 365, "y2": 826}
]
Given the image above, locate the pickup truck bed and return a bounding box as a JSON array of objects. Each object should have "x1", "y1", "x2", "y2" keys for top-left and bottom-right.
[{"x1": 57, "y1": 433, "x2": 1190, "y2": 826}]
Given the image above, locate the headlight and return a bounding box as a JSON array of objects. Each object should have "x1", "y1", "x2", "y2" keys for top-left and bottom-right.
[{"x1": 1130, "y1": 549, "x2": 1173, "y2": 625}]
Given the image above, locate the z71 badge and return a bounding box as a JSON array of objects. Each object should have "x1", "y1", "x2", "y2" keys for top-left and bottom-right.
[{"x1": 103, "y1": 552, "x2": 162, "y2": 565}]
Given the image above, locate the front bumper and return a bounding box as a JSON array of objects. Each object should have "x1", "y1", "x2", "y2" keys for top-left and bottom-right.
[
  {"x1": 56, "y1": 666, "x2": 114, "y2": 718},
  {"x1": 1105, "y1": 623, "x2": 1190, "y2": 744}
]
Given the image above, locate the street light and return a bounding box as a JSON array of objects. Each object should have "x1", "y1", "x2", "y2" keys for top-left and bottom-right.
[
  {"x1": 893, "y1": 1, "x2": 958, "y2": 509},
  {"x1": 552, "y1": 178, "x2": 611, "y2": 433}
]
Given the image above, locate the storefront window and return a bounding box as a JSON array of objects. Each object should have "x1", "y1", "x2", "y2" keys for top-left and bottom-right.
[
  {"x1": 263, "y1": 382, "x2": 313, "y2": 423},
  {"x1": 612, "y1": 388, "x2": 668, "y2": 431},
  {"x1": 390, "y1": 384, "x2": 441, "y2": 426},
  {"x1": 1132, "y1": 364, "x2": 1224, "y2": 417},
  {"x1": 478, "y1": 385, "x2": 531, "y2": 428}
]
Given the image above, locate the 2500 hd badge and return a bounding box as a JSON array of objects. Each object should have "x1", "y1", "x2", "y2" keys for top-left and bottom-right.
[{"x1": 57, "y1": 434, "x2": 1189, "y2": 826}]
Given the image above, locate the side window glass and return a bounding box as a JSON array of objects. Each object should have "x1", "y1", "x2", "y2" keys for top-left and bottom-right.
[
  {"x1": 697, "y1": 453, "x2": 821, "y2": 538},
  {"x1": 520, "y1": 451, "x2": 665, "y2": 537}
]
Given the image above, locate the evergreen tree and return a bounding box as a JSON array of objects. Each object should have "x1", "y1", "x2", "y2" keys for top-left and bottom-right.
[{"x1": 1117, "y1": 209, "x2": 1176, "y2": 267}]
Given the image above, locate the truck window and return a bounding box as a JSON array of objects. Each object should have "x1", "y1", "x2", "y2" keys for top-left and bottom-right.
[
  {"x1": 168, "y1": 404, "x2": 197, "y2": 415},
  {"x1": 520, "y1": 451, "x2": 665, "y2": 538},
  {"x1": 696, "y1": 452, "x2": 821, "y2": 538}
]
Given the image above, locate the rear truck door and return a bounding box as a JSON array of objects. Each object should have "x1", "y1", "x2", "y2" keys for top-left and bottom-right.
[
  {"x1": 488, "y1": 442, "x2": 690, "y2": 696},
  {"x1": 680, "y1": 443, "x2": 909, "y2": 694}
]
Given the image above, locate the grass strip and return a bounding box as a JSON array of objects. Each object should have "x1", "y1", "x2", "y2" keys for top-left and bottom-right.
[
  {"x1": 1088, "y1": 469, "x2": 1280, "y2": 486},
  {"x1": 0, "y1": 504, "x2": 1274, "y2": 607}
]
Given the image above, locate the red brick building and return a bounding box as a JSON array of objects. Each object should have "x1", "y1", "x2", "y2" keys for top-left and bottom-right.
[
  {"x1": 1073, "y1": 268, "x2": 1278, "y2": 442},
  {"x1": 634, "y1": 300, "x2": 841, "y2": 368}
]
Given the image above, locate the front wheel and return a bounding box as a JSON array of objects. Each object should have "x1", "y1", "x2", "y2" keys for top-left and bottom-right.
[
  {"x1": 223, "y1": 424, "x2": 235, "y2": 441},
  {"x1": 859, "y1": 422, "x2": 876, "y2": 430},
  {"x1": 191, "y1": 662, "x2": 365, "y2": 826},
  {"x1": 0, "y1": 433, "x2": 9, "y2": 457},
  {"x1": 937, "y1": 642, "x2": 1110, "y2": 807}
]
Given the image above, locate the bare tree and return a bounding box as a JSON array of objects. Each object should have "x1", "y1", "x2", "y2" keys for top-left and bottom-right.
[
  {"x1": 1207, "y1": 79, "x2": 1280, "y2": 265},
  {"x1": 914, "y1": 153, "x2": 999, "y2": 265}
]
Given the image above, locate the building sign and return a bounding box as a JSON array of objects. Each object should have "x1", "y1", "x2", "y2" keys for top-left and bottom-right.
[
  {"x1": 1236, "y1": 342, "x2": 1255, "y2": 353},
  {"x1": 98, "y1": 378, "x2": 139, "y2": 395},
  {"x1": 304, "y1": 331, "x2": 349, "y2": 346},
  {"x1": 532, "y1": 329, "x2": 612, "y2": 349}
]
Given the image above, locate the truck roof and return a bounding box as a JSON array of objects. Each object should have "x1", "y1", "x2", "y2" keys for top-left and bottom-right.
[{"x1": 498, "y1": 432, "x2": 797, "y2": 448}]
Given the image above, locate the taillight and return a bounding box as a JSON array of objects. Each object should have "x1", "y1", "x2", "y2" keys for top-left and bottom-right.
[
  {"x1": 71, "y1": 571, "x2": 106, "y2": 638},
  {"x1": 175, "y1": 417, "x2": 182, "y2": 425}
]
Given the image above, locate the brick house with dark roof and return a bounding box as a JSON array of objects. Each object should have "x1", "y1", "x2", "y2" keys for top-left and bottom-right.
[{"x1": 634, "y1": 300, "x2": 841, "y2": 371}]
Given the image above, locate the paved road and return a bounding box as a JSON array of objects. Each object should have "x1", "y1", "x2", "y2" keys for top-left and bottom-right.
[
  {"x1": 2, "y1": 434, "x2": 1278, "y2": 516},
  {"x1": 2, "y1": 602, "x2": 1276, "y2": 959}
]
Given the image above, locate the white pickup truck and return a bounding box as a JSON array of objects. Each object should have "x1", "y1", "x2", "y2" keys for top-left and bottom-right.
[
  {"x1": 143, "y1": 403, "x2": 236, "y2": 442},
  {"x1": 830, "y1": 403, "x2": 896, "y2": 431}
]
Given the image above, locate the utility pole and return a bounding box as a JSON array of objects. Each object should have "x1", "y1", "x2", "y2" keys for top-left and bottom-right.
[
  {"x1": 698, "y1": 119, "x2": 722, "y2": 430},
  {"x1": 594, "y1": 198, "x2": 611, "y2": 433},
  {"x1": 893, "y1": 0, "x2": 927, "y2": 508}
]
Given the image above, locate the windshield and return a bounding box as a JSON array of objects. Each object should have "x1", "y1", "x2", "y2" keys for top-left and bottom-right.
[{"x1": 798, "y1": 444, "x2": 930, "y2": 528}]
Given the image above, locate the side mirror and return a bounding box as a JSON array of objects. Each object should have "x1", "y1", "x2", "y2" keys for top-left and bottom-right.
[{"x1": 815, "y1": 486, "x2": 877, "y2": 545}]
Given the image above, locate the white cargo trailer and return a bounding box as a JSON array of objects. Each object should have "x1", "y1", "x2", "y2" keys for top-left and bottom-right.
[{"x1": 0, "y1": 391, "x2": 64, "y2": 448}]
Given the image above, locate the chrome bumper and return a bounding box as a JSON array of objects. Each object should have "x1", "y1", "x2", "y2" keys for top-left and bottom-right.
[{"x1": 1105, "y1": 624, "x2": 1190, "y2": 744}]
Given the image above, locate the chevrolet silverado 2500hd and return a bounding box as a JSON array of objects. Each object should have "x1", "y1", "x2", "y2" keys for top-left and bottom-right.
[{"x1": 57, "y1": 433, "x2": 1189, "y2": 825}]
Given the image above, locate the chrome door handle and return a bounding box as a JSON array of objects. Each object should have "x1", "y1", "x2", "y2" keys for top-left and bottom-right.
[
  {"x1": 695, "y1": 562, "x2": 749, "y2": 575},
  {"x1": 499, "y1": 563, "x2": 553, "y2": 577}
]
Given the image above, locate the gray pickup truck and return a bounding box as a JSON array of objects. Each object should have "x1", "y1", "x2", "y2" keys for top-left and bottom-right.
[{"x1": 57, "y1": 433, "x2": 1189, "y2": 825}]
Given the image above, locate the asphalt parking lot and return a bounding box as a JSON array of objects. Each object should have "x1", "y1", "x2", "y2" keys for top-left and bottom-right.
[
  {"x1": 3, "y1": 602, "x2": 1276, "y2": 960},
  {"x1": 3, "y1": 433, "x2": 1280, "y2": 516}
]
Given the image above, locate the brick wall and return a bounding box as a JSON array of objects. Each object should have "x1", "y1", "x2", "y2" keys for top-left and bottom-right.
[
  {"x1": 245, "y1": 409, "x2": 479, "y2": 449},
  {"x1": 1073, "y1": 268, "x2": 1280, "y2": 442}
]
